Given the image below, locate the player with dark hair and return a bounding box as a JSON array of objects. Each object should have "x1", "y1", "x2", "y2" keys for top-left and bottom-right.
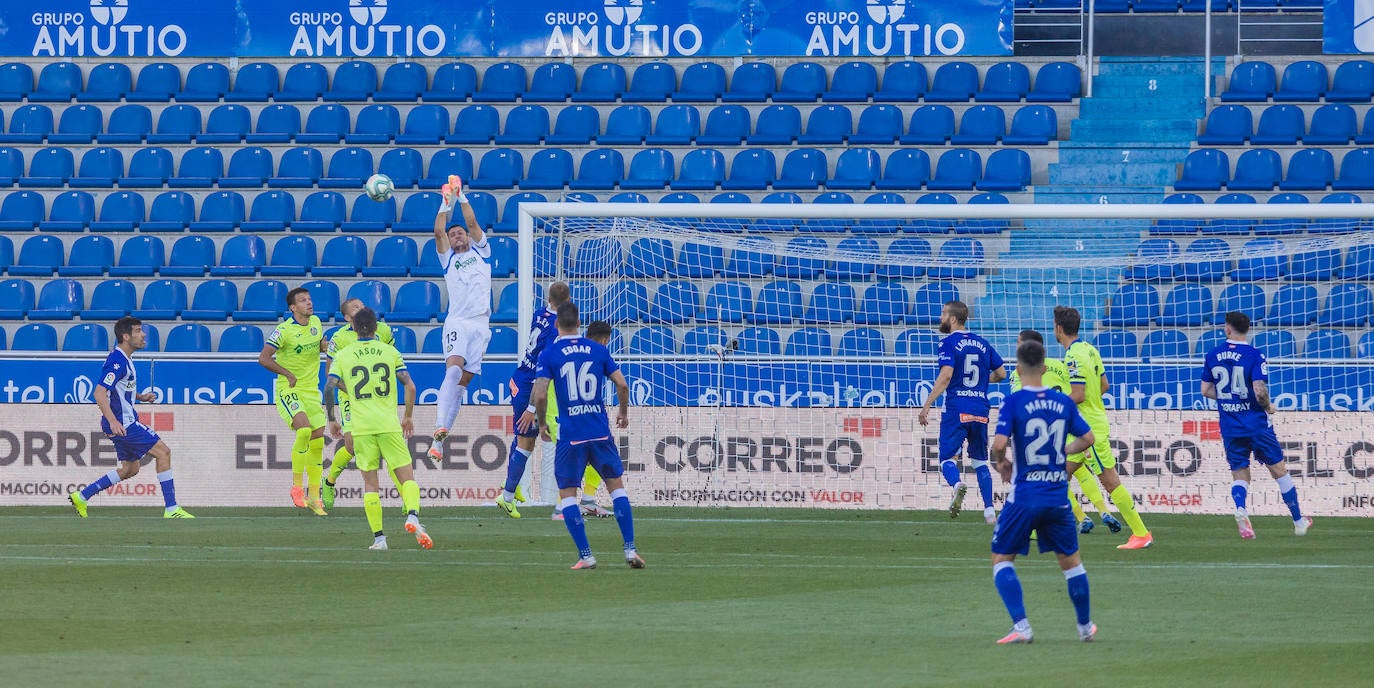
[
  {"x1": 990, "y1": 339, "x2": 1097, "y2": 644},
  {"x1": 259, "y1": 286, "x2": 328, "y2": 515},
  {"x1": 322, "y1": 297, "x2": 400, "y2": 510},
  {"x1": 1054, "y1": 306, "x2": 1152, "y2": 550},
  {"x1": 918, "y1": 300, "x2": 1007, "y2": 524},
  {"x1": 69, "y1": 316, "x2": 194, "y2": 519},
  {"x1": 325, "y1": 307, "x2": 431, "y2": 551},
  {"x1": 522, "y1": 303, "x2": 643, "y2": 569},
  {"x1": 499, "y1": 281, "x2": 572, "y2": 518},
  {"x1": 1202, "y1": 311, "x2": 1312, "y2": 538}
]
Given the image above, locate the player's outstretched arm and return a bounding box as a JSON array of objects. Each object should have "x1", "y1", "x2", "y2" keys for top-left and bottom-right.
[
  {"x1": 1064, "y1": 429, "x2": 1095, "y2": 457},
  {"x1": 1253, "y1": 380, "x2": 1276, "y2": 414},
  {"x1": 1200, "y1": 380, "x2": 1218, "y2": 400},
  {"x1": 610, "y1": 370, "x2": 630, "y2": 429},
  {"x1": 398, "y1": 370, "x2": 416, "y2": 438},
  {"x1": 990, "y1": 433, "x2": 1011, "y2": 482},
  {"x1": 918, "y1": 365, "x2": 954, "y2": 426}
]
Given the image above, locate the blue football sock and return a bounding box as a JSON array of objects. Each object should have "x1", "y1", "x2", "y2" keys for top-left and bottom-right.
[
  {"x1": 80, "y1": 470, "x2": 122, "y2": 501},
  {"x1": 1231, "y1": 480, "x2": 1249, "y2": 510},
  {"x1": 940, "y1": 459, "x2": 962, "y2": 488},
  {"x1": 157, "y1": 470, "x2": 177, "y2": 508},
  {"x1": 974, "y1": 462, "x2": 994, "y2": 509},
  {"x1": 1064, "y1": 564, "x2": 1091, "y2": 626},
  {"x1": 560, "y1": 497, "x2": 592, "y2": 558},
  {"x1": 502, "y1": 443, "x2": 531, "y2": 496},
  {"x1": 993, "y1": 562, "x2": 1026, "y2": 624},
  {"x1": 611, "y1": 488, "x2": 634, "y2": 550},
  {"x1": 1276, "y1": 474, "x2": 1303, "y2": 521}
]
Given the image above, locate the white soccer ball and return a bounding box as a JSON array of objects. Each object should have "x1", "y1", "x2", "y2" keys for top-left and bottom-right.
[{"x1": 364, "y1": 173, "x2": 394, "y2": 202}]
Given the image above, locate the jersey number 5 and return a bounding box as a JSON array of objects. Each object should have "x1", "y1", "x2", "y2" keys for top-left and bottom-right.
[
  {"x1": 350, "y1": 363, "x2": 393, "y2": 399},
  {"x1": 961, "y1": 353, "x2": 981, "y2": 387}
]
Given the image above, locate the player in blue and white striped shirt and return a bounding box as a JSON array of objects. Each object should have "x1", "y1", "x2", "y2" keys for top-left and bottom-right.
[{"x1": 68, "y1": 317, "x2": 193, "y2": 519}]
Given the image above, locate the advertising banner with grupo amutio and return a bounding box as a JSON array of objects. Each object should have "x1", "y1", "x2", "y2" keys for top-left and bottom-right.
[{"x1": 0, "y1": 405, "x2": 1369, "y2": 518}]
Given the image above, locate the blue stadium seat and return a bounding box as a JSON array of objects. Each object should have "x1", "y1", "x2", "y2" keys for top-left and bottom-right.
[
  {"x1": 598, "y1": 280, "x2": 643, "y2": 323},
  {"x1": 629, "y1": 325, "x2": 678, "y2": 355},
  {"x1": 928, "y1": 237, "x2": 985, "y2": 280},
  {"x1": 422, "y1": 326, "x2": 446, "y2": 352},
  {"x1": 480, "y1": 326, "x2": 514, "y2": 356},
  {"x1": 259, "y1": 235, "x2": 316, "y2": 277},
  {"x1": 748, "y1": 281, "x2": 802, "y2": 325},
  {"x1": 1305, "y1": 104, "x2": 1356, "y2": 144},
  {"x1": 544, "y1": 105, "x2": 600, "y2": 145},
  {"x1": 670, "y1": 148, "x2": 725, "y2": 191},
  {"x1": 210, "y1": 235, "x2": 266, "y2": 277},
  {"x1": 0, "y1": 236, "x2": 10, "y2": 272},
  {"x1": 523, "y1": 63, "x2": 576, "y2": 102},
  {"x1": 736, "y1": 327, "x2": 782, "y2": 356},
  {"x1": 473, "y1": 62, "x2": 526, "y2": 102},
  {"x1": 722, "y1": 62, "x2": 777, "y2": 102},
  {"x1": 913, "y1": 282, "x2": 958, "y2": 325},
  {"x1": 802, "y1": 283, "x2": 857, "y2": 324},
  {"x1": 925, "y1": 62, "x2": 979, "y2": 101},
  {"x1": 1318, "y1": 283, "x2": 1372, "y2": 326},
  {"x1": 825, "y1": 61, "x2": 878, "y2": 101},
  {"x1": 1289, "y1": 240, "x2": 1341, "y2": 280},
  {"x1": 423, "y1": 62, "x2": 475, "y2": 102},
  {"x1": 217, "y1": 325, "x2": 264, "y2": 353},
  {"x1": 20, "y1": 146, "x2": 74, "y2": 187},
  {"x1": 100, "y1": 104, "x2": 152, "y2": 145},
  {"x1": 82, "y1": 63, "x2": 131, "y2": 100},
  {"x1": 1343, "y1": 243, "x2": 1374, "y2": 280},
  {"x1": 133, "y1": 279, "x2": 188, "y2": 320},
  {"x1": 346, "y1": 280, "x2": 391, "y2": 318},
  {"x1": 565, "y1": 236, "x2": 624, "y2": 279},
  {"x1": 468, "y1": 148, "x2": 522, "y2": 190},
  {"x1": 0, "y1": 146, "x2": 21, "y2": 185},
  {"x1": 1175, "y1": 149, "x2": 1229, "y2": 191},
  {"x1": 696, "y1": 105, "x2": 750, "y2": 146},
  {"x1": 0, "y1": 63, "x2": 33, "y2": 100},
  {"x1": 231, "y1": 62, "x2": 280, "y2": 101},
  {"x1": 345, "y1": 104, "x2": 399, "y2": 144},
  {"x1": 242, "y1": 104, "x2": 299, "y2": 145},
  {"x1": 181, "y1": 279, "x2": 238, "y2": 320},
  {"x1": 144, "y1": 104, "x2": 201, "y2": 145},
  {"x1": 108, "y1": 236, "x2": 164, "y2": 278},
  {"x1": 30, "y1": 62, "x2": 82, "y2": 102},
  {"x1": 674, "y1": 62, "x2": 727, "y2": 102},
  {"x1": 1273, "y1": 60, "x2": 1327, "y2": 101},
  {"x1": 621, "y1": 149, "x2": 675, "y2": 190},
  {"x1": 747, "y1": 105, "x2": 800, "y2": 144},
  {"x1": 319, "y1": 147, "x2": 373, "y2": 188},
  {"x1": 314, "y1": 236, "x2": 367, "y2": 278},
  {"x1": 1197, "y1": 105, "x2": 1253, "y2": 145},
  {"x1": 1361, "y1": 331, "x2": 1374, "y2": 358},
  {"x1": 567, "y1": 280, "x2": 602, "y2": 321},
  {"x1": 976, "y1": 62, "x2": 1030, "y2": 101},
  {"x1": 84, "y1": 280, "x2": 137, "y2": 319},
  {"x1": 597, "y1": 105, "x2": 652, "y2": 145},
  {"x1": 359, "y1": 236, "x2": 416, "y2": 279},
  {"x1": 877, "y1": 237, "x2": 931, "y2": 280},
  {"x1": 494, "y1": 105, "x2": 548, "y2": 145},
  {"x1": 516, "y1": 149, "x2": 570, "y2": 190},
  {"x1": 238, "y1": 190, "x2": 294, "y2": 233},
  {"x1": 855, "y1": 282, "x2": 911, "y2": 326},
  {"x1": 58, "y1": 235, "x2": 114, "y2": 277},
  {"x1": 1230, "y1": 237, "x2": 1287, "y2": 281},
  {"x1": 574, "y1": 62, "x2": 627, "y2": 102},
  {"x1": 875, "y1": 61, "x2": 927, "y2": 101},
  {"x1": 167, "y1": 147, "x2": 223, "y2": 189},
  {"x1": 977, "y1": 149, "x2": 1030, "y2": 192},
  {"x1": 160, "y1": 236, "x2": 215, "y2": 277},
  {"x1": 775, "y1": 236, "x2": 828, "y2": 279},
  {"x1": 216, "y1": 146, "x2": 270, "y2": 188},
  {"x1": 129, "y1": 191, "x2": 188, "y2": 234},
  {"x1": 199, "y1": 104, "x2": 251, "y2": 144},
  {"x1": 1281, "y1": 148, "x2": 1335, "y2": 190},
  {"x1": 704, "y1": 282, "x2": 752, "y2": 323},
  {"x1": 1220, "y1": 61, "x2": 1276, "y2": 101},
  {"x1": 722, "y1": 237, "x2": 776, "y2": 278},
  {"x1": 1126, "y1": 238, "x2": 1181, "y2": 281},
  {"x1": 848, "y1": 105, "x2": 904, "y2": 144},
  {"x1": 875, "y1": 149, "x2": 931, "y2": 191},
  {"x1": 387, "y1": 281, "x2": 442, "y2": 323},
  {"x1": 796, "y1": 105, "x2": 851, "y2": 145},
  {"x1": 836, "y1": 328, "x2": 885, "y2": 356},
  {"x1": 901, "y1": 105, "x2": 955, "y2": 145},
  {"x1": 785, "y1": 327, "x2": 831, "y2": 357},
  {"x1": 29, "y1": 279, "x2": 84, "y2": 320},
  {"x1": 1002, "y1": 104, "x2": 1058, "y2": 145},
  {"x1": 292, "y1": 191, "x2": 346, "y2": 233},
  {"x1": 1140, "y1": 329, "x2": 1190, "y2": 360},
  {"x1": 1093, "y1": 330, "x2": 1138, "y2": 358},
  {"x1": 1227, "y1": 148, "x2": 1282, "y2": 191},
  {"x1": 647, "y1": 281, "x2": 701, "y2": 324},
  {"x1": 420, "y1": 149, "x2": 473, "y2": 190},
  {"x1": 622, "y1": 237, "x2": 672, "y2": 279},
  {"x1": 1304, "y1": 330, "x2": 1351, "y2": 359},
  {"x1": 1253, "y1": 330, "x2": 1298, "y2": 358},
  {"x1": 895, "y1": 328, "x2": 940, "y2": 356},
  {"x1": 163, "y1": 324, "x2": 212, "y2": 353},
  {"x1": 232, "y1": 280, "x2": 288, "y2": 321},
  {"x1": 0, "y1": 104, "x2": 52, "y2": 145},
  {"x1": 926, "y1": 149, "x2": 982, "y2": 191},
  {"x1": 0, "y1": 278, "x2": 35, "y2": 318},
  {"x1": 42, "y1": 190, "x2": 95, "y2": 232},
  {"x1": 1327, "y1": 60, "x2": 1374, "y2": 101},
  {"x1": 825, "y1": 148, "x2": 881, "y2": 191},
  {"x1": 773, "y1": 149, "x2": 826, "y2": 190},
  {"x1": 1333, "y1": 148, "x2": 1374, "y2": 190},
  {"x1": 774, "y1": 62, "x2": 826, "y2": 102},
  {"x1": 1250, "y1": 104, "x2": 1304, "y2": 145},
  {"x1": 127, "y1": 62, "x2": 179, "y2": 101},
  {"x1": 568, "y1": 149, "x2": 624, "y2": 191},
  {"x1": 178, "y1": 62, "x2": 228, "y2": 101},
  {"x1": 371, "y1": 62, "x2": 426, "y2": 102},
  {"x1": 388, "y1": 104, "x2": 447, "y2": 146},
  {"x1": 1266, "y1": 283, "x2": 1318, "y2": 325},
  {"x1": 295, "y1": 104, "x2": 350, "y2": 144},
  {"x1": 4, "y1": 223, "x2": 54, "y2": 265},
  {"x1": 376, "y1": 147, "x2": 422, "y2": 190},
  {"x1": 12, "y1": 323, "x2": 57, "y2": 351},
  {"x1": 49, "y1": 104, "x2": 102, "y2": 144},
  {"x1": 326, "y1": 61, "x2": 377, "y2": 101},
  {"x1": 1103, "y1": 284, "x2": 1161, "y2": 326},
  {"x1": 1028, "y1": 61, "x2": 1082, "y2": 101},
  {"x1": 395, "y1": 194, "x2": 443, "y2": 237},
  {"x1": 1208, "y1": 192, "x2": 1257, "y2": 235}
]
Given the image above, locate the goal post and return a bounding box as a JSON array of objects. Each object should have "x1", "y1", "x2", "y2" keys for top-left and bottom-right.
[{"x1": 514, "y1": 202, "x2": 1374, "y2": 516}]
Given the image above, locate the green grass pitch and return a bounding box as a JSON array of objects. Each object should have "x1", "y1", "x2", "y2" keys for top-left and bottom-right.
[{"x1": 1, "y1": 507, "x2": 1371, "y2": 688}]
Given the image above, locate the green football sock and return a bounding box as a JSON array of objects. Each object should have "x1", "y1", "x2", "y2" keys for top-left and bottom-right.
[
  {"x1": 1110, "y1": 485, "x2": 1150, "y2": 537},
  {"x1": 364, "y1": 492, "x2": 383, "y2": 534},
  {"x1": 328, "y1": 445, "x2": 353, "y2": 483},
  {"x1": 401, "y1": 480, "x2": 420, "y2": 515}
]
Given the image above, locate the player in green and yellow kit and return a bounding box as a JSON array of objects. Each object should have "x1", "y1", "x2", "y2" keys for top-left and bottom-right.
[
  {"x1": 321, "y1": 297, "x2": 402, "y2": 510},
  {"x1": 324, "y1": 307, "x2": 432, "y2": 551},
  {"x1": 1009, "y1": 329, "x2": 1121, "y2": 535},
  {"x1": 1054, "y1": 306, "x2": 1154, "y2": 550},
  {"x1": 258, "y1": 286, "x2": 328, "y2": 515}
]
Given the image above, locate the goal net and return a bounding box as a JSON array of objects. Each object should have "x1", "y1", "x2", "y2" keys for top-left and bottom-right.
[{"x1": 516, "y1": 202, "x2": 1374, "y2": 517}]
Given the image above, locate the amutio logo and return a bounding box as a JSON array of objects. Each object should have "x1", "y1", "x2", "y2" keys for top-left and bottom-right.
[
  {"x1": 545, "y1": 0, "x2": 703, "y2": 57},
  {"x1": 31, "y1": 0, "x2": 190, "y2": 57},
  {"x1": 289, "y1": 0, "x2": 446, "y2": 57},
  {"x1": 804, "y1": 0, "x2": 967, "y2": 56}
]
